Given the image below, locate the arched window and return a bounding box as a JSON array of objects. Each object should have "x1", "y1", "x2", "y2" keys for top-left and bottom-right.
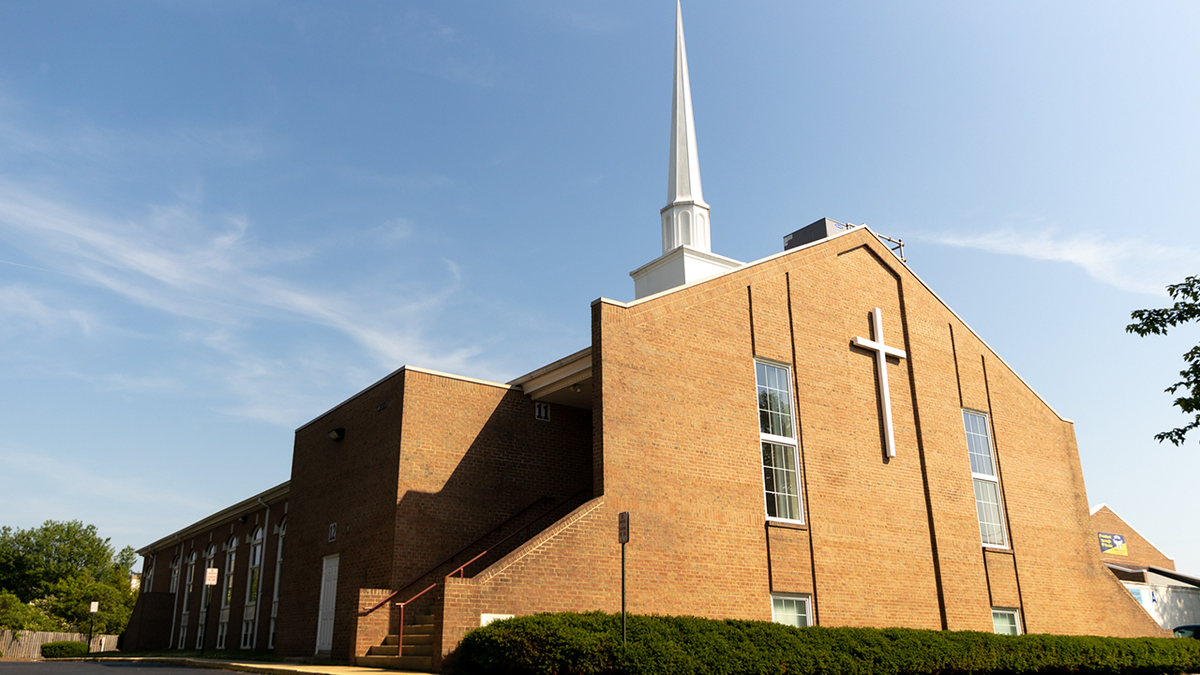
[
  {"x1": 142, "y1": 557, "x2": 154, "y2": 594},
  {"x1": 197, "y1": 546, "x2": 215, "y2": 649},
  {"x1": 217, "y1": 535, "x2": 236, "y2": 649},
  {"x1": 179, "y1": 551, "x2": 197, "y2": 649},
  {"x1": 169, "y1": 555, "x2": 180, "y2": 594},
  {"x1": 269, "y1": 517, "x2": 286, "y2": 649},
  {"x1": 241, "y1": 527, "x2": 264, "y2": 649}
]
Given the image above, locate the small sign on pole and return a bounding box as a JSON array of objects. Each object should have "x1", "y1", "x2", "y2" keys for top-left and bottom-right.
[
  {"x1": 204, "y1": 567, "x2": 219, "y2": 586},
  {"x1": 618, "y1": 511, "x2": 629, "y2": 649},
  {"x1": 87, "y1": 602, "x2": 98, "y2": 654}
]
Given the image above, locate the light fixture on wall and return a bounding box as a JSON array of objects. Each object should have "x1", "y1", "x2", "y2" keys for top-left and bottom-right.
[{"x1": 329, "y1": 427, "x2": 345, "y2": 441}]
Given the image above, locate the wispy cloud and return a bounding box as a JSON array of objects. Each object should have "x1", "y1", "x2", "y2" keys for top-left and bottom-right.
[
  {"x1": 926, "y1": 228, "x2": 1196, "y2": 296},
  {"x1": 0, "y1": 178, "x2": 488, "y2": 423},
  {"x1": 0, "y1": 284, "x2": 98, "y2": 336},
  {"x1": 0, "y1": 448, "x2": 211, "y2": 517}
]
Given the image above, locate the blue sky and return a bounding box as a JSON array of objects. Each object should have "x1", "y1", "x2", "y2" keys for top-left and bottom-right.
[{"x1": 1, "y1": 1, "x2": 1198, "y2": 575}]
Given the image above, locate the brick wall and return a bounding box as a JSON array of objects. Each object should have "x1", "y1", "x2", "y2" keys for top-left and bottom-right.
[
  {"x1": 276, "y1": 369, "x2": 407, "y2": 658},
  {"x1": 131, "y1": 495, "x2": 287, "y2": 653},
  {"x1": 432, "y1": 227, "x2": 1163, "y2": 661},
  {"x1": 278, "y1": 366, "x2": 593, "y2": 660}
]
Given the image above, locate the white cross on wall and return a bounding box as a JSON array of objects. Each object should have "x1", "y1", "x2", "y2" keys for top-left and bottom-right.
[{"x1": 853, "y1": 307, "x2": 907, "y2": 458}]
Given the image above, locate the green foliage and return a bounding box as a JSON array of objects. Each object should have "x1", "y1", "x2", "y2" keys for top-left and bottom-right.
[
  {"x1": 40, "y1": 640, "x2": 89, "y2": 659},
  {"x1": 0, "y1": 521, "x2": 138, "y2": 634},
  {"x1": 0, "y1": 521, "x2": 116, "y2": 603},
  {"x1": 41, "y1": 572, "x2": 136, "y2": 635},
  {"x1": 0, "y1": 590, "x2": 68, "y2": 631},
  {"x1": 1128, "y1": 274, "x2": 1200, "y2": 445},
  {"x1": 453, "y1": 612, "x2": 1200, "y2": 675}
]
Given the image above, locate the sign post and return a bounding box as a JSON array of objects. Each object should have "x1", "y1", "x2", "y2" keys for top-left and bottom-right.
[
  {"x1": 617, "y1": 512, "x2": 629, "y2": 649},
  {"x1": 87, "y1": 601, "x2": 98, "y2": 653},
  {"x1": 201, "y1": 567, "x2": 219, "y2": 655}
]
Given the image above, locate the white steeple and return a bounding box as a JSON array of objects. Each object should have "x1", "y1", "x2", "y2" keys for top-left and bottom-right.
[
  {"x1": 630, "y1": 1, "x2": 741, "y2": 301},
  {"x1": 662, "y1": 0, "x2": 710, "y2": 254}
]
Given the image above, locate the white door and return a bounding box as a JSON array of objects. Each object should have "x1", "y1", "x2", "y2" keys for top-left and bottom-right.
[{"x1": 315, "y1": 555, "x2": 339, "y2": 653}]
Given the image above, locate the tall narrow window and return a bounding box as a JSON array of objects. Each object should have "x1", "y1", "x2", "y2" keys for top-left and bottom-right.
[
  {"x1": 222, "y1": 536, "x2": 237, "y2": 608},
  {"x1": 197, "y1": 545, "x2": 215, "y2": 649},
  {"x1": 179, "y1": 551, "x2": 195, "y2": 650},
  {"x1": 242, "y1": 527, "x2": 263, "y2": 649},
  {"x1": 169, "y1": 555, "x2": 180, "y2": 594},
  {"x1": 964, "y1": 410, "x2": 1007, "y2": 547},
  {"x1": 269, "y1": 518, "x2": 285, "y2": 650},
  {"x1": 757, "y1": 361, "x2": 803, "y2": 523}
]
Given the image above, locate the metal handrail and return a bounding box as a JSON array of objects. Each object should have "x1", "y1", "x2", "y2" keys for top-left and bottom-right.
[
  {"x1": 361, "y1": 492, "x2": 574, "y2": 615},
  {"x1": 445, "y1": 488, "x2": 592, "y2": 580},
  {"x1": 395, "y1": 582, "x2": 437, "y2": 659}
]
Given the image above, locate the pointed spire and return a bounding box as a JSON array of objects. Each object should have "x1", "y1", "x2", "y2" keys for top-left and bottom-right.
[
  {"x1": 666, "y1": 0, "x2": 705, "y2": 210},
  {"x1": 661, "y1": 0, "x2": 711, "y2": 255},
  {"x1": 631, "y1": 1, "x2": 741, "y2": 299}
]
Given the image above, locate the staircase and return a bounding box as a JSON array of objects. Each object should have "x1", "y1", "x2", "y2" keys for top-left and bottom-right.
[
  {"x1": 354, "y1": 491, "x2": 595, "y2": 671},
  {"x1": 357, "y1": 610, "x2": 437, "y2": 671}
]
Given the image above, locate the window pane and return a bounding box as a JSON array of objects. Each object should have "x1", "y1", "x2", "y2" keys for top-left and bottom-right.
[
  {"x1": 772, "y1": 596, "x2": 809, "y2": 628},
  {"x1": 992, "y1": 610, "x2": 1019, "y2": 635},
  {"x1": 973, "y1": 479, "x2": 1006, "y2": 546},
  {"x1": 763, "y1": 442, "x2": 801, "y2": 521},
  {"x1": 757, "y1": 364, "x2": 794, "y2": 438},
  {"x1": 963, "y1": 411, "x2": 995, "y2": 476}
]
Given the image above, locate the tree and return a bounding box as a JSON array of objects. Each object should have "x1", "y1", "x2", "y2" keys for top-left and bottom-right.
[
  {"x1": 0, "y1": 590, "x2": 67, "y2": 631},
  {"x1": 1127, "y1": 274, "x2": 1200, "y2": 445},
  {"x1": 0, "y1": 521, "x2": 138, "y2": 635},
  {"x1": 0, "y1": 521, "x2": 115, "y2": 603}
]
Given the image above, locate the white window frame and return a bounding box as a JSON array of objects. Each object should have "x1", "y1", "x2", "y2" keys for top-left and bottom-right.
[
  {"x1": 240, "y1": 618, "x2": 255, "y2": 650},
  {"x1": 197, "y1": 545, "x2": 215, "y2": 650},
  {"x1": 216, "y1": 619, "x2": 228, "y2": 650},
  {"x1": 757, "y1": 360, "x2": 804, "y2": 524},
  {"x1": 245, "y1": 528, "x2": 263, "y2": 607},
  {"x1": 991, "y1": 607, "x2": 1021, "y2": 635},
  {"x1": 222, "y1": 537, "x2": 237, "y2": 608},
  {"x1": 963, "y1": 409, "x2": 1008, "y2": 549},
  {"x1": 771, "y1": 592, "x2": 812, "y2": 628},
  {"x1": 269, "y1": 519, "x2": 285, "y2": 650}
]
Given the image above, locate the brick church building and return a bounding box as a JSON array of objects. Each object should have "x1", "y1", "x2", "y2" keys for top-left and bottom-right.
[{"x1": 123, "y1": 3, "x2": 1164, "y2": 669}]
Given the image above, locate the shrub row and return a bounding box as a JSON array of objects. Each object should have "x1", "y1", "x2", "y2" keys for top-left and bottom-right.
[
  {"x1": 454, "y1": 612, "x2": 1200, "y2": 675},
  {"x1": 41, "y1": 640, "x2": 89, "y2": 659}
]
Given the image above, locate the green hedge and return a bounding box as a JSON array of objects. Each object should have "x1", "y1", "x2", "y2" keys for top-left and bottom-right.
[
  {"x1": 453, "y1": 612, "x2": 1200, "y2": 675},
  {"x1": 41, "y1": 640, "x2": 89, "y2": 659}
]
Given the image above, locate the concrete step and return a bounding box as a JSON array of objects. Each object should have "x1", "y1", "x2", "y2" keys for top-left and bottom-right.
[
  {"x1": 405, "y1": 622, "x2": 436, "y2": 635},
  {"x1": 402, "y1": 644, "x2": 434, "y2": 657},
  {"x1": 356, "y1": 655, "x2": 434, "y2": 671},
  {"x1": 382, "y1": 634, "x2": 399, "y2": 646},
  {"x1": 402, "y1": 632, "x2": 434, "y2": 645},
  {"x1": 367, "y1": 645, "x2": 398, "y2": 656}
]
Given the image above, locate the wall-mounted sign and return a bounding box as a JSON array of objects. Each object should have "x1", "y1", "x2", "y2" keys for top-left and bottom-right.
[
  {"x1": 1098, "y1": 532, "x2": 1128, "y2": 556},
  {"x1": 204, "y1": 567, "x2": 220, "y2": 585}
]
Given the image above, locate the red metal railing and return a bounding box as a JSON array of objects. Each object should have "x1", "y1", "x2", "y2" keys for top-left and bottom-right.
[
  {"x1": 395, "y1": 582, "x2": 437, "y2": 658},
  {"x1": 362, "y1": 490, "x2": 590, "y2": 616},
  {"x1": 441, "y1": 485, "x2": 590, "y2": 576}
]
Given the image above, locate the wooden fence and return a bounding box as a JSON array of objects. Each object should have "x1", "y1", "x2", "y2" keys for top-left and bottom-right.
[{"x1": 0, "y1": 629, "x2": 118, "y2": 659}]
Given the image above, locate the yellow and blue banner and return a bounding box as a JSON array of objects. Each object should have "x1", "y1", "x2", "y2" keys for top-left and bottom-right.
[{"x1": 1098, "y1": 532, "x2": 1128, "y2": 556}]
